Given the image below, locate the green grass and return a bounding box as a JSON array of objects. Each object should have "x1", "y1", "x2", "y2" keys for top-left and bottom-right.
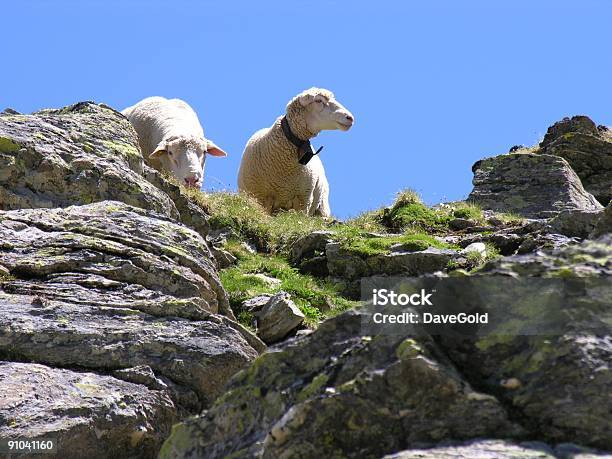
[
  {"x1": 339, "y1": 232, "x2": 455, "y2": 257},
  {"x1": 220, "y1": 240, "x2": 357, "y2": 328},
  {"x1": 448, "y1": 202, "x2": 485, "y2": 223}
]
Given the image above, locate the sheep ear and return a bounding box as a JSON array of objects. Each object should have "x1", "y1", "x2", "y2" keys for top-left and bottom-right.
[
  {"x1": 298, "y1": 93, "x2": 316, "y2": 107},
  {"x1": 206, "y1": 140, "x2": 227, "y2": 157},
  {"x1": 149, "y1": 140, "x2": 167, "y2": 158}
]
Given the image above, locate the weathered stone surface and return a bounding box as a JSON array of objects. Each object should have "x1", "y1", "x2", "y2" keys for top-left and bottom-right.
[
  {"x1": 159, "y1": 309, "x2": 520, "y2": 459},
  {"x1": 0, "y1": 361, "x2": 175, "y2": 459},
  {"x1": 468, "y1": 153, "x2": 603, "y2": 218},
  {"x1": 591, "y1": 202, "x2": 612, "y2": 238},
  {"x1": 539, "y1": 115, "x2": 612, "y2": 205},
  {"x1": 255, "y1": 292, "x2": 305, "y2": 344},
  {"x1": 550, "y1": 208, "x2": 603, "y2": 238},
  {"x1": 327, "y1": 242, "x2": 455, "y2": 297},
  {"x1": 383, "y1": 439, "x2": 610, "y2": 459},
  {"x1": 437, "y1": 238, "x2": 612, "y2": 449},
  {"x1": 0, "y1": 202, "x2": 264, "y2": 415},
  {"x1": 290, "y1": 230, "x2": 334, "y2": 263},
  {"x1": 0, "y1": 102, "x2": 178, "y2": 218},
  {"x1": 0, "y1": 200, "x2": 229, "y2": 318}
]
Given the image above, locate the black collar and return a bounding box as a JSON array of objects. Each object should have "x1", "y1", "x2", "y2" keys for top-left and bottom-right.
[{"x1": 280, "y1": 116, "x2": 323, "y2": 165}]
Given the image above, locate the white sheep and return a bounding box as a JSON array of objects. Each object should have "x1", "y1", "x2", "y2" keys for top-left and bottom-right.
[
  {"x1": 122, "y1": 96, "x2": 226, "y2": 188},
  {"x1": 237, "y1": 88, "x2": 354, "y2": 217}
]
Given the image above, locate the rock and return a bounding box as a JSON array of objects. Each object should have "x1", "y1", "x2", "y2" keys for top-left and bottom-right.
[
  {"x1": 460, "y1": 242, "x2": 487, "y2": 257},
  {"x1": 550, "y1": 208, "x2": 603, "y2": 238},
  {"x1": 298, "y1": 255, "x2": 329, "y2": 277},
  {"x1": 0, "y1": 201, "x2": 230, "y2": 318},
  {"x1": 468, "y1": 153, "x2": 603, "y2": 218},
  {"x1": 539, "y1": 115, "x2": 612, "y2": 205},
  {"x1": 0, "y1": 102, "x2": 178, "y2": 218},
  {"x1": 327, "y1": 243, "x2": 456, "y2": 297},
  {"x1": 383, "y1": 439, "x2": 610, "y2": 459},
  {"x1": 591, "y1": 202, "x2": 612, "y2": 238},
  {"x1": 241, "y1": 295, "x2": 273, "y2": 315},
  {"x1": 438, "y1": 238, "x2": 612, "y2": 449},
  {"x1": 384, "y1": 440, "x2": 555, "y2": 458},
  {"x1": 449, "y1": 217, "x2": 476, "y2": 230},
  {"x1": 255, "y1": 292, "x2": 305, "y2": 344},
  {"x1": 516, "y1": 233, "x2": 579, "y2": 254},
  {"x1": 159, "y1": 309, "x2": 521, "y2": 459},
  {"x1": 0, "y1": 361, "x2": 175, "y2": 459},
  {"x1": 112, "y1": 365, "x2": 168, "y2": 391},
  {"x1": 290, "y1": 230, "x2": 334, "y2": 263},
  {"x1": 0, "y1": 201, "x2": 264, "y2": 415},
  {"x1": 209, "y1": 244, "x2": 237, "y2": 269}
]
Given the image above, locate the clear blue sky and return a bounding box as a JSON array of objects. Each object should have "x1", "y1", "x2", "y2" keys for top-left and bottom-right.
[{"x1": 3, "y1": 1, "x2": 611, "y2": 218}]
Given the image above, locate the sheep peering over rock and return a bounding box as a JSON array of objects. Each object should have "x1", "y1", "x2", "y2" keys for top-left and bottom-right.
[
  {"x1": 237, "y1": 87, "x2": 354, "y2": 217},
  {"x1": 122, "y1": 96, "x2": 227, "y2": 188}
]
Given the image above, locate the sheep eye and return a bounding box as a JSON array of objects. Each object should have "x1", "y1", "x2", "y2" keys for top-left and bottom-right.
[{"x1": 167, "y1": 151, "x2": 173, "y2": 156}]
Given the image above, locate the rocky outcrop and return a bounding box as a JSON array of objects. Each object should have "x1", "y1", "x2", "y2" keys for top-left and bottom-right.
[
  {"x1": 0, "y1": 361, "x2": 175, "y2": 459},
  {"x1": 384, "y1": 440, "x2": 609, "y2": 459},
  {"x1": 161, "y1": 236, "x2": 611, "y2": 458},
  {"x1": 159, "y1": 309, "x2": 521, "y2": 459},
  {"x1": 0, "y1": 102, "x2": 176, "y2": 217},
  {"x1": 539, "y1": 115, "x2": 612, "y2": 205},
  {"x1": 591, "y1": 202, "x2": 612, "y2": 238},
  {"x1": 327, "y1": 243, "x2": 455, "y2": 297},
  {"x1": 468, "y1": 153, "x2": 602, "y2": 218},
  {"x1": 0, "y1": 104, "x2": 264, "y2": 457},
  {"x1": 0, "y1": 202, "x2": 263, "y2": 410}
]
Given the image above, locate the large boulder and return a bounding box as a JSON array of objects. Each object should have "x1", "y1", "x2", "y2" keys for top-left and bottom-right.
[
  {"x1": 326, "y1": 242, "x2": 455, "y2": 298},
  {"x1": 539, "y1": 115, "x2": 612, "y2": 205},
  {"x1": 468, "y1": 153, "x2": 602, "y2": 218},
  {"x1": 591, "y1": 202, "x2": 612, "y2": 238},
  {"x1": 159, "y1": 310, "x2": 521, "y2": 459},
  {"x1": 0, "y1": 102, "x2": 178, "y2": 217},
  {"x1": 160, "y1": 236, "x2": 611, "y2": 458},
  {"x1": 437, "y1": 237, "x2": 612, "y2": 449},
  {"x1": 0, "y1": 202, "x2": 264, "y2": 452},
  {"x1": 0, "y1": 361, "x2": 175, "y2": 459}
]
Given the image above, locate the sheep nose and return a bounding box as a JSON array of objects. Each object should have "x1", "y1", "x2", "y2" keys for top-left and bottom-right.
[
  {"x1": 345, "y1": 114, "x2": 354, "y2": 122},
  {"x1": 184, "y1": 176, "x2": 200, "y2": 188}
]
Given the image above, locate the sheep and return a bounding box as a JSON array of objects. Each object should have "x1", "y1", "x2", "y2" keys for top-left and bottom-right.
[
  {"x1": 122, "y1": 96, "x2": 226, "y2": 188},
  {"x1": 237, "y1": 87, "x2": 354, "y2": 217}
]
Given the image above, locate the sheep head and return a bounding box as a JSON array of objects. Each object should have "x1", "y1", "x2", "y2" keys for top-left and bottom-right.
[
  {"x1": 150, "y1": 135, "x2": 227, "y2": 188},
  {"x1": 286, "y1": 88, "x2": 354, "y2": 138}
]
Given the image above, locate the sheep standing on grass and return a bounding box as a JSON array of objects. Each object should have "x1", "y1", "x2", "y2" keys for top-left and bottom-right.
[
  {"x1": 122, "y1": 96, "x2": 227, "y2": 188},
  {"x1": 238, "y1": 88, "x2": 354, "y2": 217}
]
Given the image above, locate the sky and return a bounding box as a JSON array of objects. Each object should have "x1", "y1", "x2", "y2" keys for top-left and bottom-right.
[{"x1": 2, "y1": 0, "x2": 611, "y2": 219}]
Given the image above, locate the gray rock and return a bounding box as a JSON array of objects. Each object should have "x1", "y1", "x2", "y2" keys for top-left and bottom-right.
[
  {"x1": 449, "y1": 217, "x2": 475, "y2": 230},
  {"x1": 468, "y1": 153, "x2": 603, "y2": 218},
  {"x1": 0, "y1": 202, "x2": 264, "y2": 414},
  {"x1": 290, "y1": 230, "x2": 334, "y2": 263},
  {"x1": 591, "y1": 202, "x2": 612, "y2": 238},
  {"x1": 0, "y1": 102, "x2": 178, "y2": 218},
  {"x1": 159, "y1": 309, "x2": 520, "y2": 459},
  {"x1": 298, "y1": 255, "x2": 329, "y2": 277},
  {"x1": 241, "y1": 294, "x2": 273, "y2": 313},
  {"x1": 384, "y1": 439, "x2": 612, "y2": 458},
  {"x1": 0, "y1": 361, "x2": 175, "y2": 459},
  {"x1": 112, "y1": 365, "x2": 168, "y2": 391},
  {"x1": 209, "y1": 244, "x2": 237, "y2": 269},
  {"x1": 383, "y1": 440, "x2": 555, "y2": 458},
  {"x1": 438, "y1": 238, "x2": 612, "y2": 449},
  {"x1": 255, "y1": 292, "x2": 305, "y2": 344},
  {"x1": 550, "y1": 208, "x2": 604, "y2": 238},
  {"x1": 326, "y1": 243, "x2": 456, "y2": 298},
  {"x1": 539, "y1": 115, "x2": 612, "y2": 205}
]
